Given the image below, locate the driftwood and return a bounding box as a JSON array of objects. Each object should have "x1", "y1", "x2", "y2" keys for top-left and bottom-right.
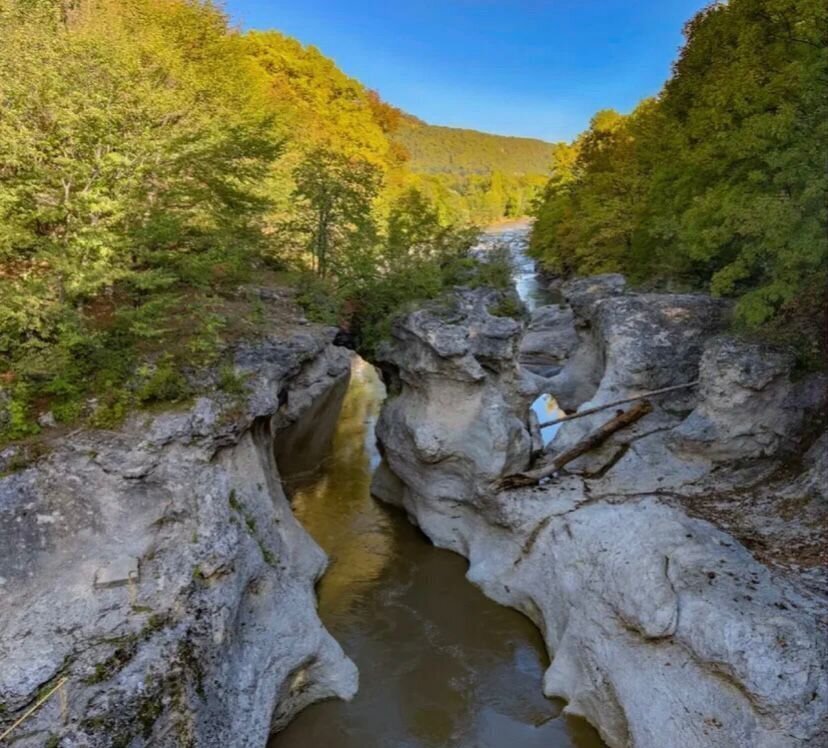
[
  {"x1": 496, "y1": 399, "x2": 653, "y2": 491},
  {"x1": 537, "y1": 380, "x2": 698, "y2": 430}
]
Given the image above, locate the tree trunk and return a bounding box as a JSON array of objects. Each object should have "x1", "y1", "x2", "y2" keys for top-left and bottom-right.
[
  {"x1": 537, "y1": 381, "x2": 698, "y2": 429},
  {"x1": 495, "y1": 399, "x2": 653, "y2": 491}
]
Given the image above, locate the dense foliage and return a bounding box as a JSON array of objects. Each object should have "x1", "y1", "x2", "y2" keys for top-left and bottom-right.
[
  {"x1": 0, "y1": 0, "x2": 284, "y2": 436},
  {"x1": 398, "y1": 118, "x2": 555, "y2": 175},
  {"x1": 530, "y1": 0, "x2": 828, "y2": 359},
  {"x1": 0, "y1": 0, "x2": 514, "y2": 443},
  {"x1": 396, "y1": 118, "x2": 553, "y2": 225}
]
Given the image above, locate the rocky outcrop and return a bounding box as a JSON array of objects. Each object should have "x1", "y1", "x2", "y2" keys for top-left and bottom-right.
[
  {"x1": 670, "y1": 336, "x2": 827, "y2": 462},
  {"x1": 518, "y1": 304, "x2": 579, "y2": 375},
  {"x1": 373, "y1": 283, "x2": 828, "y2": 748},
  {"x1": 560, "y1": 272, "x2": 626, "y2": 319},
  {"x1": 0, "y1": 324, "x2": 357, "y2": 746},
  {"x1": 373, "y1": 288, "x2": 534, "y2": 529}
]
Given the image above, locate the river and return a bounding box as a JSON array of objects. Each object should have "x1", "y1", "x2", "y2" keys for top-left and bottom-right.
[
  {"x1": 478, "y1": 222, "x2": 566, "y2": 446},
  {"x1": 271, "y1": 224, "x2": 602, "y2": 748}
]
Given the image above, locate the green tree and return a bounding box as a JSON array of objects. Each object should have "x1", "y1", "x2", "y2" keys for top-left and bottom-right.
[
  {"x1": 646, "y1": 0, "x2": 828, "y2": 325},
  {"x1": 344, "y1": 188, "x2": 479, "y2": 355},
  {"x1": 386, "y1": 187, "x2": 443, "y2": 260},
  {"x1": 291, "y1": 148, "x2": 382, "y2": 276},
  {"x1": 0, "y1": 0, "x2": 278, "y2": 345},
  {"x1": 530, "y1": 0, "x2": 828, "y2": 351},
  {"x1": 0, "y1": 0, "x2": 282, "y2": 437}
]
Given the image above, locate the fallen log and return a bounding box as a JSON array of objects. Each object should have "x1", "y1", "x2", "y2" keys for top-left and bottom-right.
[
  {"x1": 537, "y1": 380, "x2": 698, "y2": 430},
  {"x1": 495, "y1": 399, "x2": 653, "y2": 491}
]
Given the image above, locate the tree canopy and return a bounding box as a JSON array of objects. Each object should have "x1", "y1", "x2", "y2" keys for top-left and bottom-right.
[
  {"x1": 394, "y1": 117, "x2": 556, "y2": 225},
  {"x1": 530, "y1": 0, "x2": 827, "y2": 358},
  {"x1": 396, "y1": 117, "x2": 556, "y2": 176},
  {"x1": 0, "y1": 0, "x2": 518, "y2": 442}
]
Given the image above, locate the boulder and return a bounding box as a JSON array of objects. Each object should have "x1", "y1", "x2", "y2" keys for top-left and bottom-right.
[
  {"x1": 795, "y1": 430, "x2": 828, "y2": 503},
  {"x1": 518, "y1": 304, "x2": 580, "y2": 373},
  {"x1": 372, "y1": 287, "x2": 533, "y2": 535},
  {"x1": 561, "y1": 273, "x2": 627, "y2": 319}
]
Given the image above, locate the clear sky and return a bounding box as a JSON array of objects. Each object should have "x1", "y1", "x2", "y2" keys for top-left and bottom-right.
[{"x1": 225, "y1": 0, "x2": 710, "y2": 143}]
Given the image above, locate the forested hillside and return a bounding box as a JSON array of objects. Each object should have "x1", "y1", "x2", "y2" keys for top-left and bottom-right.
[
  {"x1": 397, "y1": 118, "x2": 556, "y2": 176},
  {"x1": 0, "y1": 0, "x2": 511, "y2": 443},
  {"x1": 395, "y1": 118, "x2": 554, "y2": 225},
  {"x1": 2, "y1": 0, "x2": 824, "y2": 445},
  {"x1": 530, "y1": 0, "x2": 827, "y2": 360}
]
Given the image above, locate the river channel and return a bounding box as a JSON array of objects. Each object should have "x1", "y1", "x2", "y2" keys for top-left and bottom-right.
[{"x1": 271, "y1": 224, "x2": 602, "y2": 748}]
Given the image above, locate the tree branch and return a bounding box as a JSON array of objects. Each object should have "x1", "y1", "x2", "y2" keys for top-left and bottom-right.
[{"x1": 537, "y1": 380, "x2": 699, "y2": 429}]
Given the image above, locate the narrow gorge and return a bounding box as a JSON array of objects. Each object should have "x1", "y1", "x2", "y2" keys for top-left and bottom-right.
[
  {"x1": 1, "y1": 2, "x2": 825, "y2": 746},
  {"x1": 3, "y1": 226, "x2": 825, "y2": 748},
  {"x1": 369, "y1": 227, "x2": 828, "y2": 748}
]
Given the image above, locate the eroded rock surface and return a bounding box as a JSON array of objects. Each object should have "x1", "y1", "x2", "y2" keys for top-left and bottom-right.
[
  {"x1": 0, "y1": 325, "x2": 357, "y2": 747},
  {"x1": 374, "y1": 288, "x2": 534, "y2": 518},
  {"x1": 374, "y1": 283, "x2": 828, "y2": 748},
  {"x1": 519, "y1": 304, "x2": 580, "y2": 375},
  {"x1": 670, "y1": 336, "x2": 827, "y2": 462}
]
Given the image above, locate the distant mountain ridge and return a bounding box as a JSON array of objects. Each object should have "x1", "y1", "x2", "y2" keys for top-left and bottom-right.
[{"x1": 396, "y1": 117, "x2": 556, "y2": 177}]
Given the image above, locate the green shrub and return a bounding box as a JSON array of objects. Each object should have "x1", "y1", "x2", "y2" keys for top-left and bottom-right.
[
  {"x1": 489, "y1": 295, "x2": 524, "y2": 319},
  {"x1": 295, "y1": 273, "x2": 342, "y2": 325},
  {"x1": 1, "y1": 385, "x2": 39, "y2": 441},
  {"x1": 218, "y1": 365, "x2": 247, "y2": 396},
  {"x1": 469, "y1": 245, "x2": 514, "y2": 290},
  {"x1": 89, "y1": 390, "x2": 134, "y2": 430},
  {"x1": 136, "y1": 357, "x2": 190, "y2": 405}
]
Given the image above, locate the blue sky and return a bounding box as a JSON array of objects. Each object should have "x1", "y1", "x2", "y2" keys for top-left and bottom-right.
[{"x1": 226, "y1": 1, "x2": 709, "y2": 143}]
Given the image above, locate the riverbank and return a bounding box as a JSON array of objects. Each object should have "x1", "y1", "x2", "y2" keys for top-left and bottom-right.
[
  {"x1": 371, "y1": 232, "x2": 828, "y2": 747},
  {"x1": 0, "y1": 293, "x2": 358, "y2": 747}
]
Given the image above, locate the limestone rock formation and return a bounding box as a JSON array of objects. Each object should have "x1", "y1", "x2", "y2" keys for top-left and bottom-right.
[
  {"x1": 518, "y1": 304, "x2": 580, "y2": 376},
  {"x1": 374, "y1": 287, "x2": 534, "y2": 520},
  {"x1": 0, "y1": 326, "x2": 357, "y2": 747},
  {"x1": 373, "y1": 281, "x2": 828, "y2": 748},
  {"x1": 669, "y1": 336, "x2": 827, "y2": 461},
  {"x1": 560, "y1": 272, "x2": 626, "y2": 319}
]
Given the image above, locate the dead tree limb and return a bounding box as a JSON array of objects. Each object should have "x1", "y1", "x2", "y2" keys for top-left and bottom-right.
[
  {"x1": 496, "y1": 400, "x2": 653, "y2": 491},
  {"x1": 537, "y1": 380, "x2": 698, "y2": 430}
]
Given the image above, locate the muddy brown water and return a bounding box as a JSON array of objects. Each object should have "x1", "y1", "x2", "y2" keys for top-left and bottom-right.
[{"x1": 271, "y1": 358, "x2": 605, "y2": 748}]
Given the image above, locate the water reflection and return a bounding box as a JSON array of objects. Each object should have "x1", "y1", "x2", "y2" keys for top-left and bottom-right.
[
  {"x1": 272, "y1": 359, "x2": 604, "y2": 748},
  {"x1": 532, "y1": 393, "x2": 567, "y2": 447}
]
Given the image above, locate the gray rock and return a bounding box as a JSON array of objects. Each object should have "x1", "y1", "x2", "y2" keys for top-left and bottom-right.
[
  {"x1": 464, "y1": 497, "x2": 828, "y2": 748},
  {"x1": 373, "y1": 287, "x2": 533, "y2": 521},
  {"x1": 373, "y1": 280, "x2": 828, "y2": 748},
  {"x1": 795, "y1": 431, "x2": 828, "y2": 503},
  {"x1": 0, "y1": 330, "x2": 357, "y2": 747},
  {"x1": 590, "y1": 292, "x2": 727, "y2": 395},
  {"x1": 0, "y1": 445, "x2": 20, "y2": 474},
  {"x1": 670, "y1": 336, "x2": 828, "y2": 461},
  {"x1": 519, "y1": 304, "x2": 580, "y2": 370},
  {"x1": 561, "y1": 273, "x2": 627, "y2": 319},
  {"x1": 546, "y1": 292, "x2": 727, "y2": 467}
]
